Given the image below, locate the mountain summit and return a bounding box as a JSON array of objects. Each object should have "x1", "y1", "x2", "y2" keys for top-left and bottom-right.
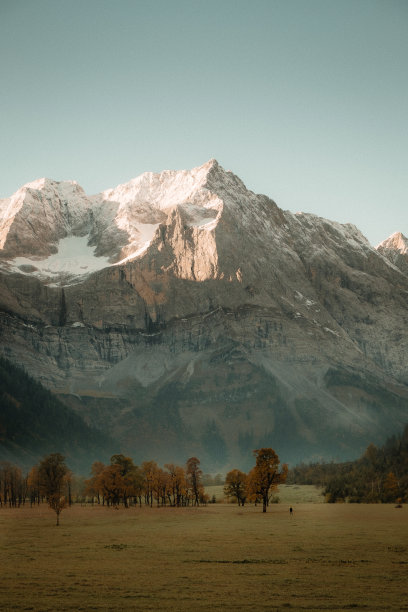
[
  {"x1": 0, "y1": 160, "x2": 245, "y2": 283},
  {"x1": 378, "y1": 231, "x2": 408, "y2": 253},
  {"x1": 1, "y1": 161, "x2": 407, "y2": 468},
  {"x1": 377, "y1": 232, "x2": 408, "y2": 277}
]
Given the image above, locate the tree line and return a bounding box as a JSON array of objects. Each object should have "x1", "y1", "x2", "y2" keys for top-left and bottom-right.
[
  {"x1": 288, "y1": 425, "x2": 408, "y2": 503},
  {"x1": 85, "y1": 455, "x2": 207, "y2": 508},
  {"x1": 0, "y1": 448, "x2": 288, "y2": 523},
  {"x1": 0, "y1": 356, "x2": 114, "y2": 472}
]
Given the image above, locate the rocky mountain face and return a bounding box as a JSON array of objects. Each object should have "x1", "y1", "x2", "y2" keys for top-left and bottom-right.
[{"x1": 1, "y1": 160, "x2": 407, "y2": 469}]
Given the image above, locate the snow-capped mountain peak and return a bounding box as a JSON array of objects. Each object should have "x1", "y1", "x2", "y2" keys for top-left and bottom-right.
[
  {"x1": 100, "y1": 159, "x2": 220, "y2": 210},
  {"x1": 377, "y1": 231, "x2": 408, "y2": 254},
  {"x1": 376, "y1": 231, "x2": 408, "y2": 276},
  {"x1": 0, "y1": 176, "x2": 92, "y2": 257},
  {"x1": 1, "y1": 160, "x2": 403, "y2": 289},
  {"x1": 0, "y1": 161, "x2": 230, "y2": 285}
]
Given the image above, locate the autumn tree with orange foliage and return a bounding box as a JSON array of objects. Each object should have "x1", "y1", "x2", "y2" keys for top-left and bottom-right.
[
  {"x1": 38, "y1": 453, "x2": 69, "y2": 525},
  {"x1": 96, "y1": 464, "x2": 123, "y2": 506},
  {"x1": 152, "y1": 466, "x2": 169, "y2": 506},
  {"x1": 142, "y1": 460, "x2": 159, "y2": 507},
  {"x1": 186, "y1": 457, "x2": 204, "y2": 506},
  {"x1": 84, "y1": 461, "x2": 105, "y2": 504},
  {"x1": 224, "y1": 469, "x2": 247, "y2": 506},
  {"x1": 383, "y1": 472, "x2": 400, "y2": 502},
  {"x1": 85, "y1": 455, "x2": 144, "y2": 507},
  {"x1": 247, "y1": 448, "x2": 288, "y2": 512},
  {"x1": 27, "y1": 465, "x2": 41, "y2": 505},
  {"x1": 110, "y1": 454, "x2": 143, "y2": 507},
  {"x1": 165, "y1": 464, "x2": 187, "y2": 507}
]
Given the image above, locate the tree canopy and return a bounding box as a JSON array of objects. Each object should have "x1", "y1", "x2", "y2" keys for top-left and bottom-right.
[
  {"x1": 38, "y1": 453, "x2": 69, "y2": 525},
  {"x1": 247, "y1": 448, "x2": 288, "y2": 512}
]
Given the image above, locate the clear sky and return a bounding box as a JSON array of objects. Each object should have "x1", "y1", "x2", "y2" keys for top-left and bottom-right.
[{"x1": 0, "y1": 0, "x2": 407, "y2": 246}]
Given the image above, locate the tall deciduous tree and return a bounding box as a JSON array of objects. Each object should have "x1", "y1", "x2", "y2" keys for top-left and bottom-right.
[
  {"x1": 224, "y1": 469, "x2": 247, "y2": 506},
  {"x1": 110, "y1": 454, "x2": 141, "y2": 507},
  {"x1": 97, "y1": 464, "x2": 124, "y2": 506},
  {"x1": 165, "y1": 464, "x2": 187, "y2": 507},
  {"x1": 38, "y1": 453, "x2": 69, "y2": 525},
  {"x1": 85, "y1": 461, "x2": 105, "y2": 504},
  {"x1": 383, "y1": 471, "x2": 399, "y2": 502},
  {"x1": 152, "y1": 467, "x2": 169, "y2": 506},
  {"x1": 186, "y1": 457, "x2": 203, "y2": 506},
  {"x1": 142, "y1": 461, "x2": 159, "y2": 507},
  {"x1": 27, "y1": 465, "x2": 41, "y2": 506},
  {"x1": 0, "y1": 462, "x2": 24, "y2": 507},
  {"x1": 247, "y1": 448, "x2": 288, "y2": 513}
]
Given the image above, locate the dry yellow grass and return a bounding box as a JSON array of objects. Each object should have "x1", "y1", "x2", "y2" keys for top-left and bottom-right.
[
  {"x1": 1, "y1": 502, "x2": 407, "y2": 611},
  {"x1": 206, "y1": 484, "x2": 325, "y2": 504}
]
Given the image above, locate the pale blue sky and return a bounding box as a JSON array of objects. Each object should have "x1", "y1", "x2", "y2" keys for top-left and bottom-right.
[{"x1": 1, "y1": 0, "x2": 407, "y2": 246}]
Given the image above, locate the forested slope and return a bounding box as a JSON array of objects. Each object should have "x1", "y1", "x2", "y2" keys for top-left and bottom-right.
[
  {"x1": 289, "y1": 425, "x2": 408, "y2": 502},
  {"x1": 0, "y1": 357, "x2": 115, "y2": 472}
]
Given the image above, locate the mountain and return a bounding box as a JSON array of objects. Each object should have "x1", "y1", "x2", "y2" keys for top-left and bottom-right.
[
  {"x1": 0, "y1": 357, "x2": 115, "y2": 472},
  {"x1": 0, "y1": 160, "x2": 407, "y2": 469},
  {"x1": 377, "y1": 232, "x2": 408, "y2": 277}
]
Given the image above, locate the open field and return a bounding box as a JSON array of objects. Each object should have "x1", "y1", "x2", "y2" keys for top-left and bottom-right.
[
  {"x1": 1, "y1": 502, "x2": 407, "y2": 611},
  {"x1": 206, "y1": 484, "x2": 325, "y2": 504}
]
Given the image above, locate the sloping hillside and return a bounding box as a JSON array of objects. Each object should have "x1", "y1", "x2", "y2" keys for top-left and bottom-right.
[{"x1": 0, "y1": 357, "x2": 116, "y2": 472}]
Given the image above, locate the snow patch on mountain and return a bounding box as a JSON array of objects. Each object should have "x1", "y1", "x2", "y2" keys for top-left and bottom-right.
[
  {"x1": 2, "y1": 158, "x2": 401, "y2": 288},
  {"x1": 95, "y1": 160, "x2": 223, "y2": 261},
  {"x1": 7, "y1": 235, "x2": 111, "y2": 285}
]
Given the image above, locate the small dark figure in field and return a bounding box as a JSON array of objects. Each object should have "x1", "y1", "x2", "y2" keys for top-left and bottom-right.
[{"x1": 290, "y1": 507, "x2": 293, "y2": 516}]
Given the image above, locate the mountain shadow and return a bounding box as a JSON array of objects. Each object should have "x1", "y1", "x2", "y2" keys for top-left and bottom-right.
[{"x1": 0, "y1": 357, "x2": 117, "y2": 473}]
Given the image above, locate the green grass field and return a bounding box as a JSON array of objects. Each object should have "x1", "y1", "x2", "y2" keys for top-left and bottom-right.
[{"x1": 1, "y1": 498, "x2": 407, "y2": 611}]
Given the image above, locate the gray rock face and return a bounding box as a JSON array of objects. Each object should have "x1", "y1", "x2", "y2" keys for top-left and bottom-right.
[{"x1": 1, "y1": 160, "x2": 407, "y2": 469}]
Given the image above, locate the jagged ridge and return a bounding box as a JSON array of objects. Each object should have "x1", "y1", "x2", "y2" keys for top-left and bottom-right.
[{"x1": 0, "y1": 161, "x2": 407, "y2": 468}]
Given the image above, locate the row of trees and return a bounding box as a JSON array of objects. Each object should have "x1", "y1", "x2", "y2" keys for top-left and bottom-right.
[
  {"x1": 84, "y1": 449, "x2": 288, "y2": 513},
  {"x1": 85, "y1": 455, "x2": 206, "y2": 508},
  {"x1": 0, "y1": 448, "x2": 288, "y2": 523},
  {"x1": 0, "y1": 462, "x2": 27, "y2": 507},
  {"x1": 0, "y1": 453, "x2": 70, "y2": 524}
]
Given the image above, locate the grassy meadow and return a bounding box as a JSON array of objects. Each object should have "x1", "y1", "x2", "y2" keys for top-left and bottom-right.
[
  {"x1": 1, "y1": 493, "x2": 407, "y2": 611},
  {"x1": 207, "y1": 483, "x2": 325, "y2": 504}
]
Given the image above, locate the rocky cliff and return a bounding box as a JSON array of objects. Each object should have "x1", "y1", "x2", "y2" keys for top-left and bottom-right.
[{"x1": 1, "y1": 160, "x2": 407, "y2": 469}]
